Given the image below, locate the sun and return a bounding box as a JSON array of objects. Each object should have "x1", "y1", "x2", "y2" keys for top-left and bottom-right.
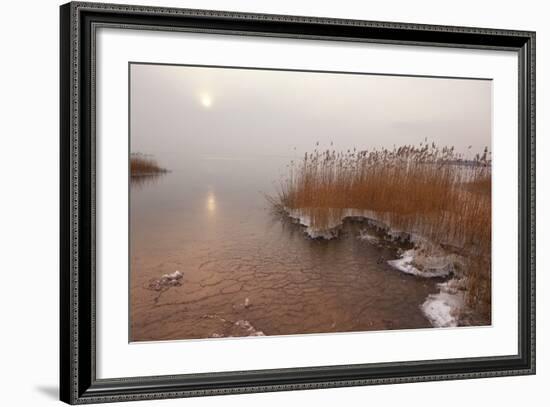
[{"x1": 200, "y1": 93, "x2": 213, "y2": 109}]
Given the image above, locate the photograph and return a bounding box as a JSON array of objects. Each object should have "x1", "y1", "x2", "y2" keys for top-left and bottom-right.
[{"x1": 129, "y1": 63, "x2": 492, "y2": 342}]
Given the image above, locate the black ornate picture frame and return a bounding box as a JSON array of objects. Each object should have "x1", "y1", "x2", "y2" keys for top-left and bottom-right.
[{"x1": 60, "y1": 1, "x2": 535, "y2": 404}]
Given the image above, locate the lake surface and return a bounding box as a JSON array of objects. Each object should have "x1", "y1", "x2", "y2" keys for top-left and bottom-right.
[{"x1": 130, "y1": 157, "x2": 439, "y2": 341}]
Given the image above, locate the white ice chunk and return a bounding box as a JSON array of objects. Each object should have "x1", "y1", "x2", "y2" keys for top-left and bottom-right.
[
  {"x1": 387, "y1": 249, "x2": 454, "y2": 278},
  {"x1": 162, "y1": 270, "x2": 183, "y2": 280},
  {"x1": 421, "y1": 280, "x2": 464, "y2": 327}
]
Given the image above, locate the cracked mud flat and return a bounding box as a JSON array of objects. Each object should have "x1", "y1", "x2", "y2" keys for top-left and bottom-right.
[{"x1": 130, "y1": 159, "x2": 441, "y2": 342}]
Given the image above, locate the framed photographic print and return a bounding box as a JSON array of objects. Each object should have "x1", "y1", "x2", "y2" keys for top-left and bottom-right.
[{"x1": 60, "y1": 1, "x2": 536, "y2": 404}]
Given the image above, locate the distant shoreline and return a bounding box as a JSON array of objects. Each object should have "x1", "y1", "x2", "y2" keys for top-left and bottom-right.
[
  {"x1": 130, "y1": 153, "x2": 167, "y2": 177},
  {"x1": 130, "y1": 169, "x2": 169, "y2": 178}
]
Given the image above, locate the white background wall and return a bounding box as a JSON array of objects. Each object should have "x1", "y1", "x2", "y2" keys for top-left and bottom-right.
[{"x1": 0, "y1": 0, "x2": 546, "y2": 405}]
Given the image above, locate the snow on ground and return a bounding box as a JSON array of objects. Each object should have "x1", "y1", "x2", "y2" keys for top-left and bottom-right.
[
  {"x1": 286, "y1": 209, "x2": 342, "y2": 239},
  {"x1": 386, "y1": 248, "x2": 465, "y2": 327},
  {"x1": 234, "y1": 320, "x2": 265, "y2": 336},
  {"x1": 421, "y1": 280, "x2": 465, "y2": 327},
  {"x1": 358, "y1": 229, "x2": 380, "y2": 244},
  {"x1": 286, "y1": 208, "x2": 385, "y2": 240},
  {"x1": 386, "y1": 249, "x2": 456, "y2": 278},
  {"x1": 209, "y1": 319, "x2": 265, "y2": 338},
  {"x1": 147, "y1": 270, "x2": 184, "y2": 291},
  {"x1": 287, "y1": 207, "x2": 422, "y2": 244}
]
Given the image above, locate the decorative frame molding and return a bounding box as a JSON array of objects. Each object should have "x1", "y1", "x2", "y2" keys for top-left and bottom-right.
[{"x1": 60, "y1": 2, "x2": 535, "y2": 404}]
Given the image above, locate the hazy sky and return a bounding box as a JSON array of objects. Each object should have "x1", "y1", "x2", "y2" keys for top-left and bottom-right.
[{"x1": 130, "y1": 63, "x2": 492, "y2": 169}]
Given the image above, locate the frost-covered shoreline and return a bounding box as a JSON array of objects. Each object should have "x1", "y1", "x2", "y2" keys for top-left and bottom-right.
[
  {"x1": 283, "y1": 207, "x2": 467, "y2": 328},
  {"x1": 421, "y1": 279, "x2": 465, "y2": 327}
]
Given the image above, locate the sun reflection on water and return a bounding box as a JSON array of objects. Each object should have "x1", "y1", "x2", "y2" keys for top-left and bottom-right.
[{"x1": 206, "y1": 191, "x2": 216, "y2": 213}]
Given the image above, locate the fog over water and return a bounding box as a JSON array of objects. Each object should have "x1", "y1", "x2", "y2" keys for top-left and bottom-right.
[{"x1": 130, "y1": 63, "x2": 492, "y2": 170}]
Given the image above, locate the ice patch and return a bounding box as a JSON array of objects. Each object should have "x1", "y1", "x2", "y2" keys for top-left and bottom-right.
[
  {"x1": 286, "y1": 207, "x2": 424, "y2": 244},
  {"x1": 387, "y1": 251, "x2": 421, "y2": 275},
  {"x1": 306, "y1": 227, "x2": 340, "y2": 240},
  {"x1": 206, "y1": 317, "x2": 265, "y2": 338},
  {"x1": 147, "y1": 270, "x2": 184, "y2": 291},
  {"x1": 235, "y1": 320, "x2": 265, "y2": 336},
  {"x1": 286, "y1": 208, "x2": 390, "y2": 240},
  {"x1": 285, "y1": 209, "x2": 341, "y2": 239},
  {"x1": 387, "y1": 248, "x2": 467, "y2": 327},
  {"x1": 421, "y1": 280, "x2": 464, "y2": 327},
  {"x1": 387, "y1": 249, "x2": 454, "y2": 278},
  {"x1": 164, "y1": 270, "x2": 183, "y2": 280},
  {"x1": 358, "y1": 229, "x2": 380, "y2": 244}
]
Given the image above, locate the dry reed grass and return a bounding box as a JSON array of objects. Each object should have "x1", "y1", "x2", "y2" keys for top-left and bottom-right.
[
  {"x1": 275, "y1": 142, "x2": 491, "y2": 317},
  {"x1": 130, "y1": 153, "x2": 167, "y2": 177}
]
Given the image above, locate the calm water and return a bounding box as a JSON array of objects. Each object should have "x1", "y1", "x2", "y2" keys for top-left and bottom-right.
[{"x1": 130, "y1": 158, "x2": 439, "y2": 341}]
